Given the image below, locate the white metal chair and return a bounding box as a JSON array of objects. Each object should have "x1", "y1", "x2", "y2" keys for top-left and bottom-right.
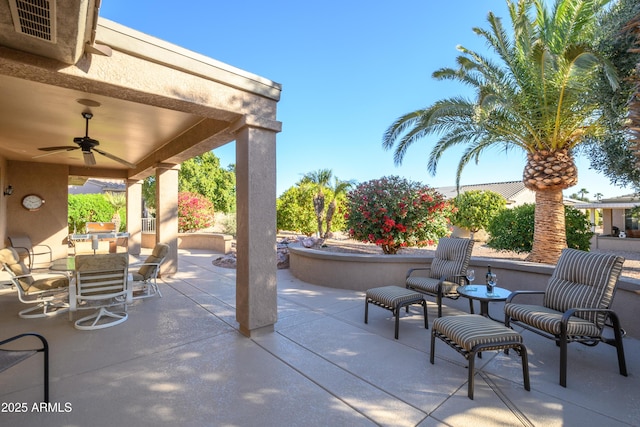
[
  {"x1": 130, "y1": 243, "x2": 169, "y2": 299},
  {"x1": 70, "y1": 253, "x2": 131, "y2": 330},
  {"x1": 8, "y1": 235, "x2": 52, "y2": 270},
  {"x1": 0, "y1": 248, "x2": 69, "y2": 318}
]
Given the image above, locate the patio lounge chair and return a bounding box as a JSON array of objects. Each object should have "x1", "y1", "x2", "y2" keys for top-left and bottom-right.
[
  {"x1": 0, "y1": 247, "x2": 69, "y2": 318},
  {"x1": 405, "y1": 237, "x2": 474, "y2": 317},
  {"x1": 8, "y1": 234, "x2": 52, "y2": 270},
  {"x1": 0, "y1": 333, "x2": 49, "y2": 403},
  {"x1": 504, "y1": 248, "x2": 627, "y2": 387},
  {"x1": 130, "y1": 242, "x2": 169, "y2": 299},
  {"x1": 71, "y1": 253, "x2": 131, "y2": 330}
]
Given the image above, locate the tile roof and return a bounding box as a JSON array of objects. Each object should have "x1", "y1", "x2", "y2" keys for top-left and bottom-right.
[{"x1": 435, "y1": 180, "x2": 528, "y2": 202}]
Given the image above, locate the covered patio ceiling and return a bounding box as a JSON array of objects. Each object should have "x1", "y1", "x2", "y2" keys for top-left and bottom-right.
[{"x1": 0, "y1": 0, "x2": 279, "y2": 180}]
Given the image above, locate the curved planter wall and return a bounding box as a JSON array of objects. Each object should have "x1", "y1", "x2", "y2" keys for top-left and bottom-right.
[{"x1": 289, "y1": 246, "x2": 640, "y2": 338}]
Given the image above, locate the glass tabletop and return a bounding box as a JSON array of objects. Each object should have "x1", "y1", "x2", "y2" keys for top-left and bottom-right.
[
  {"x1": 457, "y1": 285, "x2": 511, "y2": 301},
  {"x1": 50, "y1": 257, "x2": 75, "y2": 271}
]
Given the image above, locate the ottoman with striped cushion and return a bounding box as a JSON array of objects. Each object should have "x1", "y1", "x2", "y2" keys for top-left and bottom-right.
[
  {"x1": 365, "y1": 286, "x2": 427, "y2": 339},
  {"x1": 430, "y1": 314, "x2": 530, "y2": 399}
]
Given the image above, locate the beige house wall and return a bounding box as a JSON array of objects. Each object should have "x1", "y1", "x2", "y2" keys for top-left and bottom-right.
[{"x1": 4, "y1": 161, "x2": 70, "y2": 260}]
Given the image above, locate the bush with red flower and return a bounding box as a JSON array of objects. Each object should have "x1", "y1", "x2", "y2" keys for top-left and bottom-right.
[
  {"x1": 178, "y1": 192, "x2": 215, "y2": 232},
  {"x1": 345, "y1": 176, "x2": 452, "y2": 254}
]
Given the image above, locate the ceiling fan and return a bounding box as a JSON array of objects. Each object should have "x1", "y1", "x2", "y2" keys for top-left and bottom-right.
[{"x1": 35, "y1": 112, "x2": 136, "y2": 168}]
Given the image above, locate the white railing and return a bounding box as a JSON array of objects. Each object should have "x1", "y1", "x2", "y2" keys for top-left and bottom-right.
[{"x1": 142, "y1": 217, "x2": 156, "y2": 233}]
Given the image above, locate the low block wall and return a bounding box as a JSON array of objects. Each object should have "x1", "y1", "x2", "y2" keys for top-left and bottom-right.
[
  {"x1": 178, "y1": 233, "x2": 232, "y2": 254},
  {"x1": 142, "y1": 232, "x2": 233, "y2": 254},
  {"x1": 289, "y1": 246, "x2": 640, "y2": 338}
]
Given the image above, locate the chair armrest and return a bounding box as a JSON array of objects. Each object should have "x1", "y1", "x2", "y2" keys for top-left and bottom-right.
[
  {"x1": 406, "y1": 267, "x2": 431, "y2": 280},
  {"x1": 440, "y1": 273, "x2": 469, "y2": 285},
  {"x1": 505, "y1": 290, "x2": 545, "y2": 303},
  {"x1": 0, "y1": 333, "x2": 47, "y2": 349}
]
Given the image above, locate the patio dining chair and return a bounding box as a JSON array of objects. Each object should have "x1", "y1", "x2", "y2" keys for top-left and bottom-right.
[
  {"x1": 504, "y1": 248, "x2": 627, "y2": 387},
  {"x1": 8, "y1": 234, "x2": 52, "y2": 270},
  {"x1": 0, "y1": 333, "x2": 49, "y2": 403},
  {"x1": 0, "y1": 247, "x2": 69, "y2": 318},
  {"x1": 405, "y1": 237, "x2": 474, "y2": 317},
  {"x1": 130, "y1": 242, "x2": 169, "y2": 299},
  {"x1": 71, "y1": 253, "x2": 131, "y2": 330}
]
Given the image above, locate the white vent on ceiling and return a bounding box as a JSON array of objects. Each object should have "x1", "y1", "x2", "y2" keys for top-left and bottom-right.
[{"x1": 9, "y1": 0, "x2": 57, "y2": 43}]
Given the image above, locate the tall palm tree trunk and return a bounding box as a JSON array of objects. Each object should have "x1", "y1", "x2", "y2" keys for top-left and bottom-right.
[
  {"x1": 313, "y1": 194, "x2": 325, "y2": 238},
  {"x1": 526, "y1": 189, "x2": 567, "y2": 263},
  {"x1": 324, "y1": 200, "x2": 336, "y2": 239}
]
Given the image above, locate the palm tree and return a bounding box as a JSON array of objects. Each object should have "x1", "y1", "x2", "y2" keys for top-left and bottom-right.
[
  {"x1": 382, "y1": 0, "x2": 618, "y2": 264},
  {"x1": 578, "y1": 188, "x2": 590, "y2": 201},
  {"x1": 594, "y1": 192, "x2": 604, "y2": 201},
  {"x1": 301, "y1": 169, "x2": 333, "y2": 237},
  {"x1": 324, "y1": 177, "x2": 354, "y2": 238},
  {"x1": 104, "y1": 191, "x2": 126, "y2": 231}
]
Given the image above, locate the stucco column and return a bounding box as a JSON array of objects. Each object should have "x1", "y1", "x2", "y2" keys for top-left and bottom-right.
[
  {"x1": 126, "y1": 180, "x2": 143, "y2": 256},
  {"x1": 233, "y1": 117, "x2": 280, "y2": 337},
  {"x1": 155, "y1": 163, "x2": 179, "y2": 276}
]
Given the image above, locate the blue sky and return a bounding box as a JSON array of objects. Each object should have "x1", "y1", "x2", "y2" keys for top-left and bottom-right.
[{"x1": 99, "y1": 0, "x2": 633, "y2": 199}]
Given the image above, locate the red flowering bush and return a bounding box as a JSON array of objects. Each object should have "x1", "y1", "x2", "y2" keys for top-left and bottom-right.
[
  {"x1": 345, "y1": 176, "x2": 452, "y2": 254},
  {"x1": 178, "y1": 192, "x2": 215, "y2": 232}
]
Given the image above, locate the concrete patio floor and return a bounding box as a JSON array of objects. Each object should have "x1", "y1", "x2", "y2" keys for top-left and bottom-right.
[{"x1": 1, "y1": 249, "x2": 638, "y2": 426}]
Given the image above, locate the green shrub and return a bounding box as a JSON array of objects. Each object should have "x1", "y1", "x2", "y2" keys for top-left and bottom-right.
[
  {"x1": 450, "y1": 190, "x2": 506, "y2": 235},
  {"x1": 487, "y1": 204, "x2": 594, "y2": 253},
  {"x1": 68, "y1": 194, "x2": 122, "y2": 233},
  {"x1": 277, "y1": 185, "x2": 348, "y2": 236}
]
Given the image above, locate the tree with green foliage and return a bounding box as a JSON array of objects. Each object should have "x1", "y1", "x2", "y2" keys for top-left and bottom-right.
[
  {"x1": 277, "y1": 186, "x2": 317, "y2": 236},
  {"x1": 450, "y1": 190, "x2": 506, "y2": 239},
  {"x1": 324, "y1": 177, "x2": 354, "y2": 238},
  {"x1": 382, "y1": 0, "x2": 619, "y2": 264},
  {"x1": 585, "y1": 0, "x2": 640, "y2": 190},
  {"x1": 487, "y1": 204, "x2": 594, "y2": 253},
  {"x1": 300, "y1": 169, "x2": 333, "y2": 237},
  {"x1": 143, "y1": 151, "x2": 236, "y2": 213},
  {"x1": 180, "y1": 152, "x2": 236, "y2": 213},
  {"x1": 345, "y1": 176, "x2": 452, "y2": 254},
  {"x1": 277, "y1": 183, "x2": 349, "y2": 236}
]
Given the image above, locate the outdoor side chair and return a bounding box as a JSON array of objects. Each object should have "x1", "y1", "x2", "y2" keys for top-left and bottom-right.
[
  {"x1": 8, "y1": 234, "x2": 52, "y2": 270},
  {"x1": 0, "y1": 333, "x2": 49, "y2": 403},
  {"x1": 0, "y1": 247, "x2": 69, "y2": 318},
  {"x1": 405, "y1": 237, "x2": 474, "y2": 317},
  {"x1": 504, "y1": 248, "x2": 627, "y2": 387},
  {"x1": 130, "y1": 242, "x2": 169, "y2": 299}
]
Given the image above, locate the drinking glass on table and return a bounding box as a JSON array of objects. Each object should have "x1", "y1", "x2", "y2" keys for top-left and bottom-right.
[
  {"x1": 486, "y1": 273, "x2": 497, "y2": 295},
  {"x1": 466, "y1": 269, "x2": 475, "y2": 284}
]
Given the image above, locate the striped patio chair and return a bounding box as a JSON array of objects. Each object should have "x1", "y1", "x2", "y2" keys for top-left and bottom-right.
[
  {"x1": 405, "y1": 237, "x2": 474, "y2": 317},
  {"x1": 504, "y1": 248, "x2": 627, "y2": 387}
]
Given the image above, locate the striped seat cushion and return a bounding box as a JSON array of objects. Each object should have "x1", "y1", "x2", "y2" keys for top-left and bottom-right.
[
  {"x1": 543, "y1": 248, "x2": 624, "y2": 328},
  {"x1": 366, "y1": 286, "x2": 423, "y2": 307},
  {"x1": 433, "y1": 314, "x2": 522, "y2": 352},
  {"x1": 405, "y1": 277, "x2": 459, "y2": 295},
  {"x1": 504, "y1": 303, "x2": 601, "y2": 336}
]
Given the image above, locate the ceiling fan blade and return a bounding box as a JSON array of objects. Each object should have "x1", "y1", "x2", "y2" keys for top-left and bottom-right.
[
  {"x1": 83, "y1": 151, "x2": 97, "y2": 166},
  {"x1": 93, "y1": 147, "x2": 136, "y2": 168},
  {"x1": 33, "y1": 146, "x2": 79, "y2": 159}
]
